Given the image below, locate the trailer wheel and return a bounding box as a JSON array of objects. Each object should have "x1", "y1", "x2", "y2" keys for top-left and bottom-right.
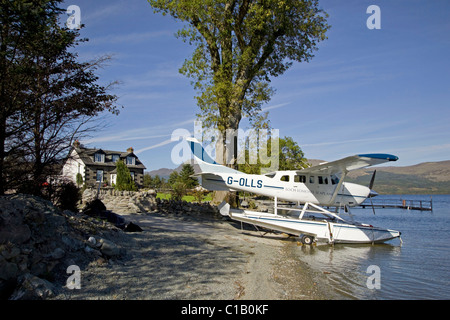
[{"x1": 300, "y1": 235, "x2": 314, "y2": 245}]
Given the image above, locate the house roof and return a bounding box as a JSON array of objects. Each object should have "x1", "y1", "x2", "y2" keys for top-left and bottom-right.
[{"x1": 73, "y1": 146, "x2": 147, "y2": 170}]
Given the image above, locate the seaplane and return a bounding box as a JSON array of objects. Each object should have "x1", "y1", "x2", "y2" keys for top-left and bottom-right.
[{"x1": 186, "y1": 137, "x2": 402, "y2": 245}]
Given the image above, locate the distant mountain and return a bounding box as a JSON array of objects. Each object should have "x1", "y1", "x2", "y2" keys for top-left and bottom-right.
[
  {"x1": 146, "y1": 168, "x2": 176, "y2": 180},
  {"x1": 345, "y1": 160, "x2": 450, "y2": 194},
  {"x1": 146, "y1": 160, "x2": 200, "y2": 180}
]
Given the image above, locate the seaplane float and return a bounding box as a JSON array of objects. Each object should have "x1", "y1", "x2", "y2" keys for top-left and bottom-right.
[{"x1": 187, "y1": 138, "x2": 402, "y2": 245}]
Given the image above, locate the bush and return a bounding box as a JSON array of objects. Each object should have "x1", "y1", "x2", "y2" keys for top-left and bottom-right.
[
  {"x1": 171, "y1": 181, "x2": 187, "y2": 201},
  {"x1": 76, "y1": 173, "x2": 83, "y2": 187},
  {"x1": 115, "y1": 160, "x2": 137, "y2": 191},
  {"x1": 53, "y1": 181, "x2": 81, "y2": 212},
  {"x1": 192, "y1": 189, "x2": 206, "y2": 203}
]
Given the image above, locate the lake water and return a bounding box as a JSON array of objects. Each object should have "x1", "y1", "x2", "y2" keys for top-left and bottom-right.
[{"x1": 291, "y1": 194, "x2": 450, "y2": 300}]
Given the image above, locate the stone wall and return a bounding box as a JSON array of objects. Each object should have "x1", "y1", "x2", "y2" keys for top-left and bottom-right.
[
  {"x1": 81, "y1": 188, "x2": 220, "y2": 218},
  {"x1": 81, "y1": 188, "x2": 158, "y2": 215}
]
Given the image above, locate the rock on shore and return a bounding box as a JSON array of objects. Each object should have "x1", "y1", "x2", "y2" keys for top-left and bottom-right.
[{"x1": 0, "y1": 194, "x2": 128, "y2": 300}]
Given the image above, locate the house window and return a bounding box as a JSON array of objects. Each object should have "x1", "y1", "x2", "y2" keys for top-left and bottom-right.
[
  {"x1": 130, "y1": 171, "x2": 135, "y2": 181},
  {"x1": 94, "y1": 153, "x2": 105, "y2": 163},
  {"x1": 96, "y1": 170, "x2": 104, "y2": 182},
  {"x1": 112, "y1": 154, "x2": 120, "y2": 163},
  {"x1": 126, "y1": 156, "x2": 135, "y2": 165}
]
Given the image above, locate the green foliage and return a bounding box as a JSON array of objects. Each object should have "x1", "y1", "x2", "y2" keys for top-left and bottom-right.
[
  {"x1": 148, "y1": 0, "x2": 330, "y2": 163},
  {"x1": 115, "y1": 160, "x2": 137, "y2": 191},
  {"x1": 0, "y1": 0, "x2": 119, "y2": 194},
  {"x1": 192, "y1": 188, "x2": 207, "y2": 203},
  {"x1": 171, "y1": 181, "x2": 187, "y2": 201},
  {"x1": 168, "y1": 164, "x2": 198, "y2": 189},
  {"x1": 278, "y1": 136, "x2": 309, "y2": 171},
  {"x1": 168, "y1": 171, "x2": 180, "y2": 186},
  {"x1": 179, "y1": 164, "x2": 198, "y2": 189},
  {"x1": 239, "y1": 136, "x2": 308, "y2": 173},
  {"x1": 76, "y1": 173, "x2": 84, "y2": 187},
  {"x1": 152, "y1": 175, "x2": 163, "y2": 189},
  {"x1": 53, "y1": 181, "x2": 81, "y2": 212},
  {"x1": 143, "y1": 173, "x2": 153, "y2": 188}
]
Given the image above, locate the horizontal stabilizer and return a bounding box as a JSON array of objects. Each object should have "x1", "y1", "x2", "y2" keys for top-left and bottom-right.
[{"x1": 194, "y1": 173, "x2": 233, "y2": 191}]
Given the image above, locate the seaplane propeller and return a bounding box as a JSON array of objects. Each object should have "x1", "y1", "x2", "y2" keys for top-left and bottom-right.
[{"x1": 368, "y1": 170, "x2": 377, "y2": 215}]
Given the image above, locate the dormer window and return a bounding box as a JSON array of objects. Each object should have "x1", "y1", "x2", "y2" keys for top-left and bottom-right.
[
  {"x1": 126, "y1": 156, "x2": 135, "y2": 165},
  {"x1": 94, "y1": 152, "x2": 105, "y2": 163},
  {"x1": 112, "y1": 154, "x2": 120, "y2": 163}
]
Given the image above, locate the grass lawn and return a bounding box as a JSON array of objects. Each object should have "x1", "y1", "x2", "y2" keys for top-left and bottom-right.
[{"x1": 156, "y1": 192, "x2": 213, "y2": 203}]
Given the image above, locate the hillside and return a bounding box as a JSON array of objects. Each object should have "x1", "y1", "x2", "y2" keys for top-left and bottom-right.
[
  {"x1": 147, "y1": 160, "x2": 200, "y2": 180},
  {"x1": 345, "y1": 160, "x2": 450, "y2": 194}
]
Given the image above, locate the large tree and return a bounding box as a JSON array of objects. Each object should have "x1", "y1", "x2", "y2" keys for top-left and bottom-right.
[
  {"x1": 0, "y1": 0, "x2": 119, "y2": 194},
  {"x1": 148, "y1": 0, "x2": 329, "y2": 166}
]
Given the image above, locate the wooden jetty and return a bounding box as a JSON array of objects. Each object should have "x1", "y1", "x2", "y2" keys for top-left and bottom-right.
[{"x1": 360, "y1": 198, "x2": 433, "y2": 211}]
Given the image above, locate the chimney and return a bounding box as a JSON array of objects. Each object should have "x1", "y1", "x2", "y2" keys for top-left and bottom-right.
[
  {"x1": 127, "y1": 147, "x2": 134, "y2": 153},
  {"x1": 73, "y1": 140, "x2": 81, "y2": 148}
]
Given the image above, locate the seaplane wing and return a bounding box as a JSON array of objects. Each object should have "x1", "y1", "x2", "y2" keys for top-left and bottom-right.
[{"x1": 297, "y1": 154, "x2": 399, "y2": 176}]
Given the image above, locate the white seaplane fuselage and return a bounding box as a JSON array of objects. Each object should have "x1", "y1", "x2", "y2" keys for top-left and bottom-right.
[{"x1": 203, "y1": 171, "x2": 370, "y2": 207}]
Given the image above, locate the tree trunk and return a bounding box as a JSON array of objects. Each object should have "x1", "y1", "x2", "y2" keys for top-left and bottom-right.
[
  {"x1": 0, "y1": 114, "x2": 6, "y2": 195},
  {"x1": 212, "y1": 114, "x2": 241, "y2": 206}
]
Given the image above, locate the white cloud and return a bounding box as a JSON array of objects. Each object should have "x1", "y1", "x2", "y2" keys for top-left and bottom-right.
[
  {"x1": 92, "y1": 30, "x2": 173, "y2": 45},
  {"x1": 135, "y1": 138, "x2": 174, "y2": 154}
]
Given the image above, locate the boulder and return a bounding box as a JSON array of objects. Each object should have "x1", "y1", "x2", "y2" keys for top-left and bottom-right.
[
  {"x1": 10, "y1": 273, "x2": 55, "y2": 300},
  {"x1": 124, "y1": 222, "x2": 143, "y2": 233},
  {"x1": 99, "y1": 239, "x2": 121, "y2": 257}
]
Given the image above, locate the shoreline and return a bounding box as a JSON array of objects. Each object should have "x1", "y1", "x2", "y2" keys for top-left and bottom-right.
[{"x1": 53, "y1": 211, "x2": 332, "y2": 300}]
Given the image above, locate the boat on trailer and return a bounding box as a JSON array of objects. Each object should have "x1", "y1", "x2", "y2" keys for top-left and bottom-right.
[{"x1": 220, "y1": 200, "x2": 401, "y2": 245}]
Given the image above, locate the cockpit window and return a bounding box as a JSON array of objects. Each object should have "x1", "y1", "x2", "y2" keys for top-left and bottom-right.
[
  {"x1": 265, "y1": 173, "x2": 275, "y2": 179},
  {"x1": 280, "y1": 175, "x2": 290, "y2": 182},
  {"x1": 331, "y1": 174, "x2": 340, "y2": 185}
]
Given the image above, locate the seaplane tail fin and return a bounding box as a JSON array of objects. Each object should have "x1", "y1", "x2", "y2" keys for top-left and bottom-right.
[{"x1": 186, "y1": 137, "x2": 240, "y2": 175}]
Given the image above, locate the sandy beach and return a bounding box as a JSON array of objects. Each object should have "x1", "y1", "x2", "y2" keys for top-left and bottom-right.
[{"x1": 54, "y1": 211, "x2": 331, "y2": 300}]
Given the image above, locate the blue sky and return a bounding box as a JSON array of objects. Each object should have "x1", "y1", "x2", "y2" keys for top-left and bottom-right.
[{"x1": 62, "y1": 0, "x2": 450, "y2": 171}]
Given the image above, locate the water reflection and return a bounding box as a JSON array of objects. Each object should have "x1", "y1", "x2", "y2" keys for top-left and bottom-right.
[{"x1": 294, "y1": 242, "x2": 402, "y2": 299}]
